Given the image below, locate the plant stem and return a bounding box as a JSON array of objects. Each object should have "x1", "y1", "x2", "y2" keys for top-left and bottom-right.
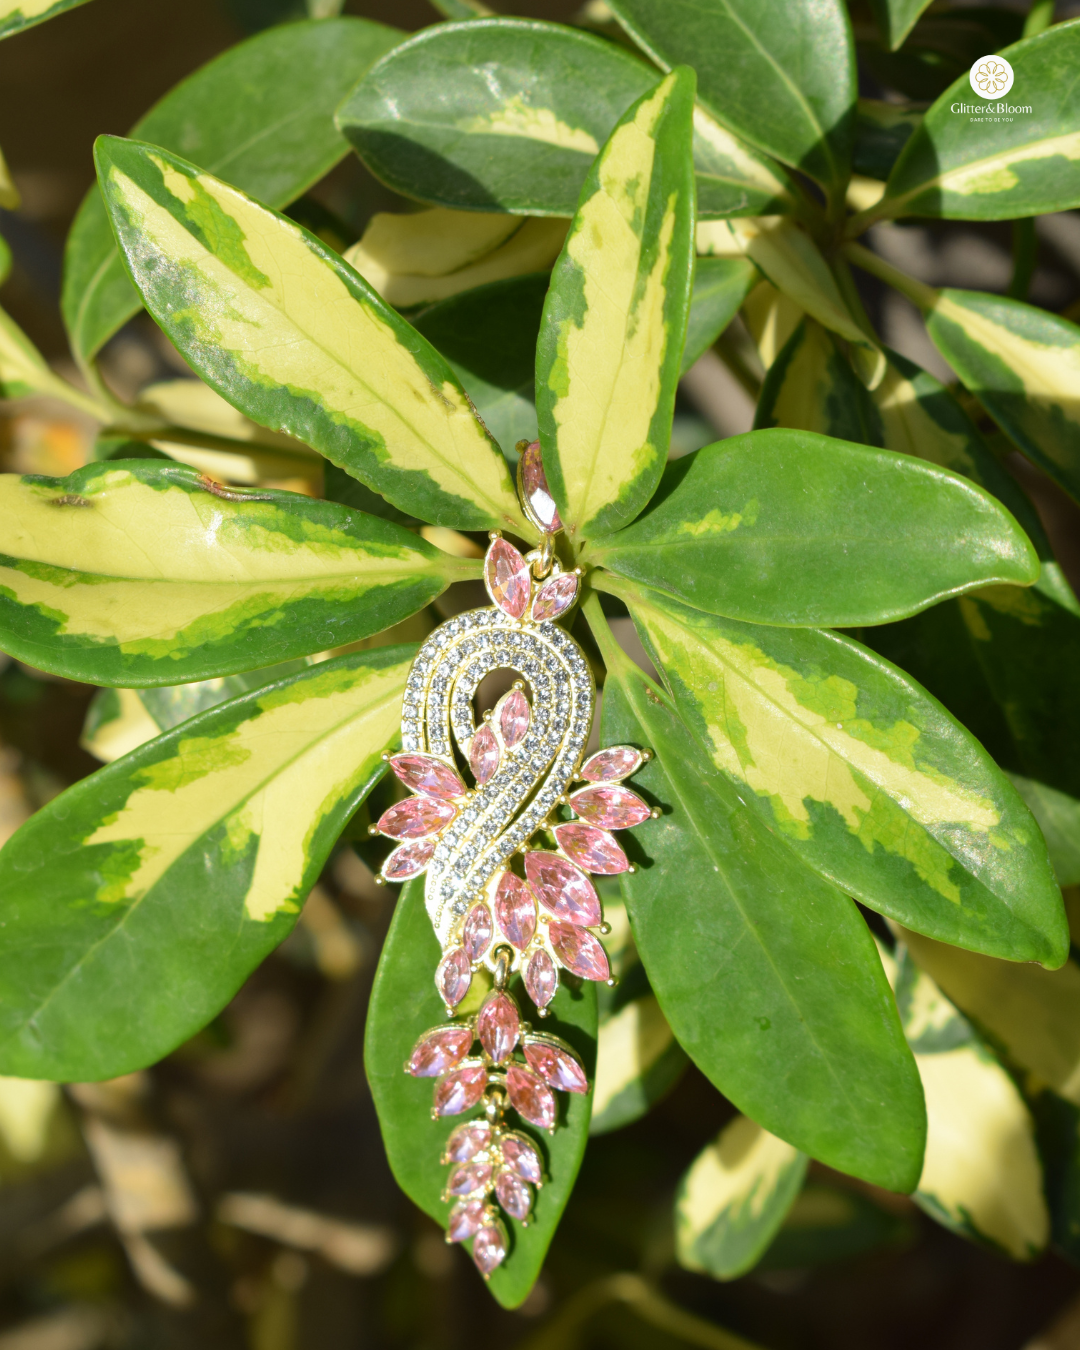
[
  {"x1": 1023, "y1": 0, "x2": 1055, "y2": 38},
  {"x1": 580, "y1": 588, "x2": 629, "y2": 678},
  {"x1": 842, "y1": 241, "x2": 939, "y2": 313},
  {"x1": 1008, "y1": 218, "x2": 1038, "y2": 301}
]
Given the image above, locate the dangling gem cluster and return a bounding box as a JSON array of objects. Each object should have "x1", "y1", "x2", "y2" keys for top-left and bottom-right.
[{"x1": 386, "y1": 441, "x2": 658, "y2": 1278}]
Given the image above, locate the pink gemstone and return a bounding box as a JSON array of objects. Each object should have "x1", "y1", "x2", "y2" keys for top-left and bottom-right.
[
  {"x1": 477, "y1": 991, "x2": 520, "y2": 1065},
  {"x1": 498, "y1": 690, "x2": 531, "y2": 748},
  {"x1": 524, "y1": 949, "x2": 558, "y2": 1010},
  {"x1": 389, "y1": 753, "x2": 466, "y2": 801},
  {"x1": 524, "y1": 852, "x2": 601, "y2": 926},
  {"x1": 555, "y1": 823, "x2": 628, "y2": 875},
  {"x1": 472, "y1": 1220, "x2": 508, "y2": 1277},
  {"x1": 469, "y1": 723, "x2": 500, "y2": 785},
  {"x1": 549, "y1": 922, "x2": 611, "y2": 982},
  {"x1": 377, "y1": 795, "x2": 457, "y2": 840},
  {"x1": 447, "y1": 1198, "x2": 486, "y2": 1242},
  {"x1": 570, "y1": 784, "x2": 651, "y2": 830},
  {"x1": 436, "y1": 948, "x2": 472, "y2": 1009},
  {"x1": 531, "y1": 572, "x2": 578, "y2": 623},
  {"x1": 495, "y1": 1170, "x2": 532, "y2": 1222},
  {"x1": 447, "y1": 1160, "x2": 493, "y2": 1196},
  {"x1": 506, "y1": 1064, "x2": 556, "y2": 1130},
  {"x1": 443, "y1": 1120, "x2": 493, "y2": 1164},
  {"x1": 580, "y1": 746, "x2": 644, "y2": 782},
  {"x1": 433, "y1": 1063, "x2": 486, "y2": 1116},
  {"x1": 523, "y1": 1038, "x2": 589, "y2": 1094},
  {"x1": 463, "y1": 903, "x2": 493, "y2": 962},
  {"x1": 407, "y1": 1024, "x2": 473, "y2": 1078},
  {"x1": 501, "y1": 1133, "x2": 543, "y2": 1184},
  {"x1": 382, "y1": 836, "x2": 435, "y2": 881},
  {"x1": 494, "y1": 872, "x2": 537, "y2": 951},
  {"x1": 519, "y1": 440, "x2": 562, "y2": 533},
  {"x1": 484, "y1": 537, "x2": 531, "y2": 619}
]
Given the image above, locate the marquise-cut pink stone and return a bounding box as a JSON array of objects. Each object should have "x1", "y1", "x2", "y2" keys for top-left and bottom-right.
[
  {"x1": 477, "y1": 991, "x2": 520, "y2": 1065},
  {"x1": 388, "y1": 753, "x2": 466, "y2": 801},
  {"x1": 436, "y1": 948, "x2": 472, "y2": 1009},
  {"x1": 433, "y1": 1063, "x2": 486, "y2": 1116},
  {"x1": 447, "y1": 1160, "x2": 493, "y2": 1196},
  {"x1": 494, "y1": 872, "x2": 537, "y2": 950},
  {"x1": 382, "y1": 837, "x2": 435, "y2": 881},
  {"x1": 523, "y1": 1038, "x2": 589, "y2": 1094},
  {"x1": 524, "y1": 852, "x2": 601, "y2": 926},
  {"x1": 531, "y1": 572, "x2": 578, "y2": 623},
  {"x1": 570, "y1": 784, "x2": 651, "y2": 830},
  {"x1": 447, "y1": 1198, "x2": 486, "y2": 1242},
  {"x1": 377, "y1": 795, "x2": 457, "y2": 840},
  {"x1": 506, "y1": 1064, "x2": 556, "y2": 1130},
  {"x1": 462, "y1": 903, "x2": 493, "y2": 962},
  {"x1": 520, "y1": 440, "x2": 562, "y2": 533},
  {"x1": 524, "y1": 949, "x2": 558, "y2": 1010},
  {"x1": 407, "y1": 1024, "x2": 473, "y2": 1078},
  {"x1": 501, "y1": 1133, "x2": 542, "y2": 1184},
  {"x1": 498, "y1": 690, "x2": 531, "y2": 748},
  {"x1": 580, "y1": 746, "x2": 644, "y2": 782},
  {"x1": 495, "y1": 1170, "x2": 532, "y2": 1221},
  {"x1": 549, "y1": 922, "x2": 611, "y2": 982},
  {"x1": 555, "y1": 823, "x2": 629, "y2": 875},
  {"x1": 469, "y1": 723, "x2": 500, "y2": 785},
  {"x1": 443, "y1": 1120, "x2": 492, "y2": 1164},
  {"x1": 472, "y1": 1221, "x2": 508, "y2": 1276},
  {"x1": 484, "y1": 537, "x2": 531, "y2": 619}
]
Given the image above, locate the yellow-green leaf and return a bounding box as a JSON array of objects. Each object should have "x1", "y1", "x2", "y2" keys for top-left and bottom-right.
[
  {"x1": 94, "y1": 136, "x2": 528, "y2": 534},
  {"x1": 536, "y1": 68, "x2": 697, "y2": 541}
]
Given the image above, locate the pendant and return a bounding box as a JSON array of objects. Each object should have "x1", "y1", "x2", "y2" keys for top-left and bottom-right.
[{"x1": 374, "y1": 443, "x2": 654, "y2": 1278}]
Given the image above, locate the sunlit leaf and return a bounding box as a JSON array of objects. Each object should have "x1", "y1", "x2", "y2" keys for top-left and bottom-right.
[
  {"x1": 537, "y1": 69, "x2": 696, "y2": 540},
  {"x1": 0, "y1": 648, "x2": 411, "y2": 1080},
  {"x1": 95, "y1": 138, "x2": 528, "y2": 534},
  {"x1": 868, "y1": 0, "x2": 934, "y2": 51},
  {"x1": 0, "y1": 461, "x2": 470, "y2": 686}
]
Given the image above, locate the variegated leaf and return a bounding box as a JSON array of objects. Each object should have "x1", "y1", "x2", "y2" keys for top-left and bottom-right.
[
  {"x1": 536, "y1": 68, "x2": 697, "y2": 541},
  {"x1": 883, "y1": 943, "x2": 1048, "y2": 1259},
  {"x1": 754, "y1": 318, "x2": 883, "y2": 447},
  {"x1": 676, "y1": 1115, "x2": 807, "y2": 1280},
  {"x1": 613, "y1": 580, "x2": 1067, "y2": 967},
  {"x1": 94, "y1": 137, "x2": 528, "y2": 534},
  {"x1": 0, "y1": 647, "x2": 411, "y2": 1080},
  {"x1": 587, "y1": 429, "x2": 1040, "y2": 628},
  {"x1": 0, "y1": 0, "x2": 90, "y2": 38},
  {"x1": 0, "y1": 461, "x2": 470, "y2": 686},
  {"x1": 866, "y1": 22, "x2": 1080, "y2": 226}
]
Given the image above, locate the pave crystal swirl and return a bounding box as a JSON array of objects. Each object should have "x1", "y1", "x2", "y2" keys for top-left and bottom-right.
[{"x1": 384, "y1": 441, "x2": 655, "y2": 1278}]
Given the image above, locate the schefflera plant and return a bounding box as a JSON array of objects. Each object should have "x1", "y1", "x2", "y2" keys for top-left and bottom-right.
[{"x1": 0, "y1": 66, "x2": 1067, "y2": 1304}]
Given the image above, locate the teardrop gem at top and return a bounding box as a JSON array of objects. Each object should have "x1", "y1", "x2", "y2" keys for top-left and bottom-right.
[
  {"x1": 519, "y1": 440, "x2": 562, "y2": 534},
  {"x1": 531, "y1": 572, "x2": 578, "y2": 623},
  {"x1": 580, "y1": 746, "x2": 644, "y2": 782},
  {"x1": 484, "y1": 537, "x2": 531, "y2": 619},
  {"x1": 389, "y1": 753, "x2": 466, "y2": 801}
]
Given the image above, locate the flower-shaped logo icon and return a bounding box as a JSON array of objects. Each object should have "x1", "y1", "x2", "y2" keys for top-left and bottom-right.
[{"x1": 969, "y1": 55, "x2": 1015, "y2": 99}]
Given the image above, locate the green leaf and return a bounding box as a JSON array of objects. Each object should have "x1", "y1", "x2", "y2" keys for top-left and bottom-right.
[
  {"x1": 600, "y1": 656, "x2": 926, "y2": 1192},
  {"x1": 0, "y1": 305, "x2": 103, "y2": 417},
  {"x1": 81, "y1": 686, "x2": 162, "y2": 764},
  {"x1": 855, "y1": 10, "x2": 1025, "y2": 106},
  {"x1": 587, "y1": 429, "x2": 1040, "y2": 628},
  {"x1": 900, "y1": 927, "x2": 1080, "y2": 1108},
  {"x1": 754, "y1": 318, "x2": 884, "y2": 447},
  {"x1": 0, "y1": 646, "x2": 411, "y2": 1080},
  {"x1": 589, "y1": 898, "x2": 687, "y2": 1135},
  {"x1": 366, "y1": 878, "x2": 596, "y2": 1308},
  {"x1": 0, "y1": 144, "x2": 17, "y2": 213},
  {"x1": 868, "y1": 0, "x2": 934, "y2": 51},
  {"x1": 607, "y1": 0, "x2": 856, "y2": 199},
  {"x1": 869, "y1": 22, "x2": 1080, "y2": 224},
  {"x1": 1010, "y1": 777, "x2": 1080, "y2": 889},
  {"x1": 413, "y1": 273, "x2": 548, "y2": 456},
  {"x1": 681, "y1": 257, "x2": 759, "y2": 376},
  {"x1": 616, "y1": 581, "x2": 1067, "y2": 967},
  {"x1": 675, "y1": 1115, "x2": 807, "y2": 1280},
  {"x1": 853, "y1": 99, "x2": 924, "y2": 181},
  {"x1": 536, "y1": 69, "x2": 697, "y2": 542},
  {"x1": 0, "y1": 0, "x2": 90, "y2": 39},
  {"x1": 62, "y1": 18, "x2": 403, "y2": 365},
  {"x1": 95, "y1": 137, "x2": 528, "y2": 535},
  {"x1": 923, "y1": 288, "x2": 1080, "y2": 506},
  {"x1": 336, "y1": 18, "x2": 796, "y2": 219},
  {"x1": 0, "y1": 460, "x2": 469, "y2": 686},
  {"x1": 887, "y1": 943, "x2": 1048, "y2": 1258}
]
